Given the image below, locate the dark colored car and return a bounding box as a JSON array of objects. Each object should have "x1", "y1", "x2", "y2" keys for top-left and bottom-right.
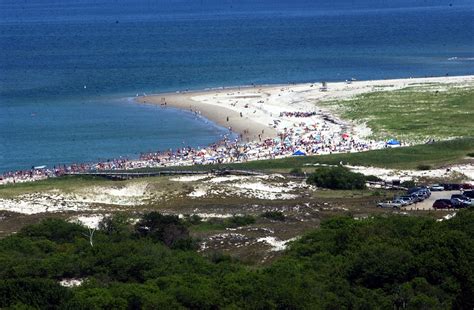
[
  {"x1": 461, "y1": 183, "x2": 473, "y2": 190},
  {"x1": 433, "y1": 199, "x2": 453, "y2": 209},
  {"x1": 441, "y1": 183, "x2": 461, "y2": 190},
  {"x1": 464, "y1": 190, "x2": 474, "y2": 199},
  {"x1": 407, "y1": 187, "x2": 422, "y2": 194},
  {"x1": 410, "y1": 191, "x2": 428, "y2": 202},
  {"x1": 451, "y1": 194, "x2": 472, "y2": 207},
  {"x1": 451, "y1": 194, "x2": 470, "y2": 201},
  {"x1": 408, "y1": 187, "x2": 430, "y2": 198}
]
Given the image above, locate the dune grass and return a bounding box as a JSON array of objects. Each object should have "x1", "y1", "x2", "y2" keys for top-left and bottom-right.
[
  {"x1": 321, "y1": 85, "x2": 474, "y2": 141},
  {"x1": 0, "y1": 176, "x2": 112, "y2": 198}
]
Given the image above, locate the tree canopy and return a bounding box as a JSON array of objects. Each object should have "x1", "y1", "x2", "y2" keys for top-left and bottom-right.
[
  {"x1": 0, "y1": 209, "x2": 473, "y2": 309},
  {"x1": 307, "y1": 166, "x2": 367, "y2": 190}
]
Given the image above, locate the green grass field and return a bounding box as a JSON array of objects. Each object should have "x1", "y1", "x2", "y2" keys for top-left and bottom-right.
[{"x1": 322, "y1": 84, "x2": 474, "y2": 141}]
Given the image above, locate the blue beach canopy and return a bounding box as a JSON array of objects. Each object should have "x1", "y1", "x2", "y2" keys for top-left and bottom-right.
[
  {"x1": 292, "y1": 150, "x2": 306, "y2": 156},
  {"x1": 387, "y1": 139, "x2": 400, "y2": 145}
]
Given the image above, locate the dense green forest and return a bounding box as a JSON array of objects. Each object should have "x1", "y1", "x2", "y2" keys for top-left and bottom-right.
[{"x1": 1, "y1": 209, "x2": 473, "y2": 309}]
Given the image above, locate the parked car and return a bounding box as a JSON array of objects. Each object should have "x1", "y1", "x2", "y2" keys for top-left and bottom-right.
[
  {"x1": 451, "y1": 198, "x2": 470, "y2": 208},
  {"x1": 419, "y1": 188, "x2": 431, "y2": 197},
  {"x1": 409, "y1": 187, "x2": 430, "y2": 198},
  {"x1": 393, "y1": 198, "x2": 409, "y2": 207},
  {"x1": 398, "y1": 196, "x2": 415, "y2": 205},
  {"x1": 451, "y1": 194, "x2": 472, "y2": 205},
  {"x1": 420, "y1": 190, "x2": 431, "y2": 198},
  {"x1": 409, "y1": 194, "x2": 423, "y2": 203},
  {"x1": 377, "y1": 201, "x2": 402, "y2": 209},
  {"x1": 441, "y1": 183, "x2": 461, "y2": 190},
  {"x1": 433, "y1": 199, "x2": 453, "y2": 209},
  {"x1": 461, "y1": 183, "x2": 474, "y2": 190},
  {"x1": 463, "y1": 190, "x2": 474, "y2": 199},
  {"x1": 407, "y1": 187, "x2": 421, "y2": 194},
  {"x1": 413, "y1": 191, "x2": 428, "y2": 201},
  {"x1": 430, "y1": 184, "x2": 444, "y2": 191}
]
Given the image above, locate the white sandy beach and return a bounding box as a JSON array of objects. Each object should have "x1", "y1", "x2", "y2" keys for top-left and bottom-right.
[{"x1": 138, "y1": 75, "x2": 474, "y2": 142}]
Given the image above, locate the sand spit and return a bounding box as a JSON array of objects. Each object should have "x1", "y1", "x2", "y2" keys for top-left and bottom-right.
[{"x1": 139, "y1": 75, "x2": 474, "y2": 142}]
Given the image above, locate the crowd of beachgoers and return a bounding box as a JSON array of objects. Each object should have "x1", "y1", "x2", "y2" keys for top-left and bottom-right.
[
  {"x1": 279, "y1": 111, "x2": 318, "y2": 117},
  {"x1": 0, "y1": 109, "x2": 390, "y2": 185}
]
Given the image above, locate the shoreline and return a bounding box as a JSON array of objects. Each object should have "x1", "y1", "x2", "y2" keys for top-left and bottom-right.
[
  {"x1": 137, "y1": 75, "x2": 474, "y2": 143},
  {"x1": 137, "y1": 90, "x2": 279, "y2": 142},
  {"x1": 2, "y1": 75, "x2": 473, "y2": 185}
]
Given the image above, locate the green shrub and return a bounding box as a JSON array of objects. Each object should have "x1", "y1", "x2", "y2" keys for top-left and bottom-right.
[
  {"x1": 417, "y1": 164, "x2": 432, "y2": 171},
  {"x1": 182, "y1": 214, "x2": 203, "y2": 225},
  {"x1": 19, "y1": 219, "x2": 86, "y2": 243},
  {"x1": 371, "y1": 190, "x2": 382, "y2": 197},
  {"x1": 261, "y1": 211, "x2": 286, "y2": 221},
  {"x1": 289, "y1": 168, "x2": 304, "y2": 176},
  {"x1": 1, "y1": 209, "x2": 474, "y2": 309},
  {"x1": 99, "y1": 213, "x2": 132, "y2": 239},
  {"x1": 365, "y1": 175, "x2": 382, "y2": 182},
  {"x1": 192, "y1": 215, "x2": 256, "y2": 232},
  {"x1": 135, "y1": 212, "x2": 190, "y2": 248},
  {"x1": 226, "y1": 215, "x2": 255, "y2": 228},
  {"x1": 467, "y1": 152, "x2": 474, "y2": 158},
  {"x1": 306, "y1": 166, "x2": 367, "y2": 190},
  {"x1": 401, "y1": 180, "x2": 416, "y2": 188}
]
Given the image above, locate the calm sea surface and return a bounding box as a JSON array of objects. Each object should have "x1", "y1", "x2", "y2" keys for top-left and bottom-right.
[{"x1": 1, "y1": 0, "x2": 473, "y2": 172}]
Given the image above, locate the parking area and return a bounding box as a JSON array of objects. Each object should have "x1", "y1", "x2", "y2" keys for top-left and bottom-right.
[{"x1": 404, "y1": 190, "x2": 460, "y2": 210}]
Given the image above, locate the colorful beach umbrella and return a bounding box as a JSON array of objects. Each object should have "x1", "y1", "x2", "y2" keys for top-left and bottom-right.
[{"x1": 292, "y1": 150, "x2": 306, "y2": 156}]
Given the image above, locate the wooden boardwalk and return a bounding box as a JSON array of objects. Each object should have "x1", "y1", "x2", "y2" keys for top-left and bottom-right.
[{"x1": 65, "y1": 169, "x2": 264, "y2": 180}]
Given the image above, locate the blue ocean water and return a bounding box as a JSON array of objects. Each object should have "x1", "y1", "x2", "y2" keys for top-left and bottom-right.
[{"x1": 1, "y1": 0, "x2": 473, "y2": 172}]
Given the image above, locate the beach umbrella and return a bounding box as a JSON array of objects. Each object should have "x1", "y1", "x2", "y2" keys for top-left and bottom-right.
[{"x1": 292, "y1": 150, "x2": 306, "y2": 156}]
